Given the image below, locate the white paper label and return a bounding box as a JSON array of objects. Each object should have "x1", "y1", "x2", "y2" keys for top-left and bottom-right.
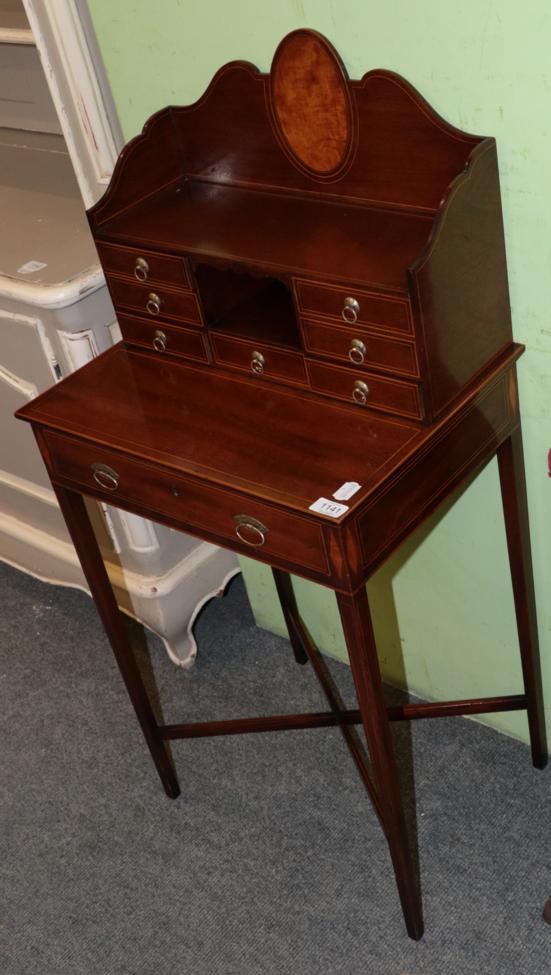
[
  {"x1": 17, "y1": 260, "x2": 47, "y2": 274},
  {"x1": 333, "y1": 481, "x2": 361, "y2": 501},
  {"x1": 309, "y1": 497, "x2": 349, "y2": 518}
]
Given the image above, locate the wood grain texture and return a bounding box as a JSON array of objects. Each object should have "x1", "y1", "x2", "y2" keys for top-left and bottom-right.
[
  {"x1": 85, "y1": 33, "x2": 513, "y2": 424},
  {"x1": 19, "y1": 31, "x2": 547, "y2": 942},
  {"x1": 336, "y1": 586, "x2": 424, "y2": 939},
  {"x1": 410, "y1": 140, "x2": 513, "y2": 420},
  {"x1": 270, "y1": 29, "x2": 353, "y2": 177},
  {"x1": 300, "y1": 319, "x2": 419, "y2": 377}
]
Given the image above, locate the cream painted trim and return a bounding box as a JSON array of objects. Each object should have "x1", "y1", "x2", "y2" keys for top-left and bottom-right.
[
  {"x1": 0, "y1": 266, "x2": 104, "y2": 308},
  {"x1": 0, "y1": 28, "x2": 34, "y2": 44},
  {"x1": 0, "y1": 508, "x2": 240, "y2": 667},
  {"x1": 56, "y1": 326, "x2": 99, "y2": 369},
  {"x1": 0, "y1": 307, "x2": 61, "y2": 383},
  {"x1": 0, "y1": 363, "x2": 38, "y2": 400},
  {"x1": 180, "y1": 564, "x2": 241, "y2": 667},
  {"x1": 0, "y1": 509, "x2": 218, "y2": 602},
  {"x1": 118, "y1": 511, "x2": 159, "y2": 554},
  {"x1": 22, "y1": 0, "x2": 123, "y2": 207},
  {"x1": 0, "y1": 468, "x2": 57, "y2": 507},
  {"x1": 108, "y1": 318, "x2": 122, "y2": 342}
]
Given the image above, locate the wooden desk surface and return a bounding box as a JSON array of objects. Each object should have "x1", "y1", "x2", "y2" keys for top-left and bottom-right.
[
  {"x1": 18, "y1": 341, "x2": 521, "y2": 532},
  {"x1": 18, "y1": 344, "x2": 425, "y2": 518}
]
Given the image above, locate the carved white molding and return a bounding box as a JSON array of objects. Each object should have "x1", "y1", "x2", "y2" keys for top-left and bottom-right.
[
  {"x1": 0, "y1": 363, "x2": 38, "y2": 401},
  {"x1": 0, "y1": 508, "x2": 240, "y2": 668},
  {"x1": 22, "y1": 0, "x2": 123, "y2": 207},
  {"x1": 0, "y1": 468, "x2": 57, "y2": 507},
  {"x1": 108, "y1": 318, "x2": 122, "y2": 343},
  {"x1": 56, "y1": 326, "x2": 99, "y2": 370},
  {"x1": 119, "y1": 512, "x2": 159, "y2": 554},
  {"x1": 0, "y1": 307, "x2": 60, "y2": 383},
  {"x1": 0, "y1": 266, "x2": 104, "y2": 309}
]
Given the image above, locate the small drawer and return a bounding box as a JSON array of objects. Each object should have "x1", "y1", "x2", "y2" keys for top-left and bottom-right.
[
  {"x1": 295, "y1": 279, "x2": 413, "y2": 335},
  {"x1": 106, "y1": 276, "x2": 203, "y2": 326},
  {"x1": 96, "y1": 241, "x2": 190, "y2": 289},
  {"x1": 210, "y1": 334, "x2": 308, "y2": 387},
  {"x1": 301, "y1": 319, "x2": 419, "y2": 377},
  {"x1": 43, "y1": 433, "x2": 329, "y2": 575},
  {"x1": 118, "y1": 314, "x2": 209, "y2": 363},
  {"x1": 307, "y1": 359, "x2": 423, "y2": 419}
]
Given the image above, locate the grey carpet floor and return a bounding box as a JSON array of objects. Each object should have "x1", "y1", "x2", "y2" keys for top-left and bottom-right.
[{"x1": 1, "y1": 559, "x2": 550, "y2": 974}]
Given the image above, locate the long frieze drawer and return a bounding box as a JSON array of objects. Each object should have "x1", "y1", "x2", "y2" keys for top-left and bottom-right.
[
  {"x1": 118, "y1": 314, "x2": 210, "y2": 362},
  {"x1": 43, "y1": 433, "x2": 329, "y2": 575},
  {"x1": 96, "y1": 241, "x2": 191, "y2": 288},
  {"x1": 106, "y1": 276, "x2": 203, "y2": 326},
  {"x1": 301, "y1": 318, "x2": 419, "y2": 377},
  {"x1": 295, "y1": 279, "x2": 413, "y2": 335},
  {"x1": 307, "y1": 360, "x2": 423, "y2": 419},
  {"x1": 210, "y1": 334, "x2": 309, "y2": 387}
]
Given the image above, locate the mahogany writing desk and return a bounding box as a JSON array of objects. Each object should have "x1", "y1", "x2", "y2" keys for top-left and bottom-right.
[{"x1": 16, "y1": 30, "x2": 547, "y2": 940}]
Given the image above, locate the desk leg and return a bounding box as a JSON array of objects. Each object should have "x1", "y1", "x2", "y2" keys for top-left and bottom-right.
[
  {"x1": 53, "y1": 484, "x2": 181, "y2": 799},
  {"x1": 497, "y1": 427, "x2": 548, "y2": 768},
  {"x1": 337, "y1": 587, "x2": 423, "y2": 940},
  {"x1": 272, "y1": 569, "x2": 308, "y2": 664}
]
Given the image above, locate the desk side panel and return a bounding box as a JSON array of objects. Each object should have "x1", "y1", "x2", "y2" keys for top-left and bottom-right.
[
  {"x1": 354, "y1": 365, "x2": 519, "y2": 581},
  {"x1": 409, "y1": 140, "x2": 513, "y2": 421}
]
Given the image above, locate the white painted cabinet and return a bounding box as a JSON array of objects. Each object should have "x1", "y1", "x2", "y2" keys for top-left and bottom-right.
[{"x1": 0, "y1": 1, "x2": 238, "y2": 665}]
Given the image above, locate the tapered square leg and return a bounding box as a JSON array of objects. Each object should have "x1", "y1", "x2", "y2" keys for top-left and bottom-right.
[
  {"x1": 52, "y1": 483, "x2": 181, "y2": 798},
  {"x1": 497, "y1": 426, "x2": 548, "y2": 768},
  {"x1": 272, "y1": 568, "x2": 309, "y2": 665},
  {"x1": 336, "y1": 587, "x2": 424, "y2": 940}
]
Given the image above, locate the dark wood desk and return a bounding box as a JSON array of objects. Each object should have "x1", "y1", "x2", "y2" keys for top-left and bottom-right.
[{"x1": 16, "y1": 30, "x2": 547, "y2": 940}]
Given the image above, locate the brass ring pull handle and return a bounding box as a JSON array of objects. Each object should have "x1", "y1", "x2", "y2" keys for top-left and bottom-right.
[
  {"x1": 348, "y1": 338, "x2": 367, "y2": 364},
  {"x1": 342, "y1": 296, "x2": 360, "y2": 324},
  {"x1": 146, "y1": 292, "x2": 161, "y2": 315},
  {"x1": 134, "y1": 257, "x2": 149, "y2": 281},
  {"x1": 153, "y1": 329, "x2": 167, "y2": 352},
  {"x1": 251, "y1": 350, "x2": 265, "y2": 375},
  {"x1": 91, "y1": 462, "x2": 119, "y2": 491},
  {"x1": 352, "y1": 380, "x2": 369, "y2": 405},
  {"x1": 234, "y1": 514, "x2": 269, "y2": 547}
]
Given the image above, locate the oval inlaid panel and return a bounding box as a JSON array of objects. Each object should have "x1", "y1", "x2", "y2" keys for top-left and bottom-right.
[{"x1": 270, "y1": 30, "x2": 353, "y2": 177}]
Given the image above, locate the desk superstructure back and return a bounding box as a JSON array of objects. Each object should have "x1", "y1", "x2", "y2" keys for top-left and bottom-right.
[{"x1": 89, "y1": 28, "x2": 512, "y2": 425}]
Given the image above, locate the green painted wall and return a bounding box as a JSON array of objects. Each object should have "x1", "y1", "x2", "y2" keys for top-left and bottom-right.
[{"x1": 88, "y1": 0, "x2": 551, "y2": 746}]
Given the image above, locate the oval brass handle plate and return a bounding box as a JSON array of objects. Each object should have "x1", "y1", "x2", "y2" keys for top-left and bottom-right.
[
  {"x1": 146, "y1": 292, "x2": 161, "y2": 315},
  {"x1": 348, "y1": 338, "x2": 367, "y2": 364},
  {"x1": 153, "y1": 329, "x2": 167, "y2": 352},
  {"x1": 251, "y1": 350, "x2": 265, "y2": 375},
  {"x1": 342, "y1": 296, "x2": 360, "y2": 324},
  {"x1": 91, "y1": 462, "x2": 119, "y2": 491},
  {"x1": 234, "y1": 514, "x2": 269, "y2": 547},
  {"x1": 134, "y1": 257, "x2": 149, "y2": 281},
  {"x1": 352, "y1": 380, "x2": 369, "y2": 405}
]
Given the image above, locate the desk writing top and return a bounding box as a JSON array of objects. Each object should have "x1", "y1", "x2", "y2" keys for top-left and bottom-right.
[{"x1": 17, "y1": 343, "x2": 519, "y2": 527}]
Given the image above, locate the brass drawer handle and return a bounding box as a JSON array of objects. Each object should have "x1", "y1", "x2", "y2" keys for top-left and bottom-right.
[
  {"x1": 134, "y1": 257, "x2": 149, "y2": 281},
  {"x1": 153, "y1": 329, "x2": 167, "y2": 352},
  {"x1": 342, "y1": 296, "x2": 360, "y2": 324},
  {"x1": 91, "y1": 462, "x2": 119, "y2": 491},
  {"x1": 251, "y1": 350, "x2": 265, "y2": 375},
  {"x1": 146, "y1": 292, "x2": 161, "y2": 315},
  {"x1": 234, "y1": 514, "x2": 268, "y2": 547},
  {"x1": 348, "y1": 338, "x2": 367, "y2": 364},
  {"x1": 352, "y1": 380, "x2": 369, "y2": 405}
]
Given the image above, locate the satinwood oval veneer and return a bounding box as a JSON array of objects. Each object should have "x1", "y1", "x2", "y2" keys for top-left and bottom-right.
[{"x1": 270, "y1": 29, "x2": 354, "y2": 177}]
